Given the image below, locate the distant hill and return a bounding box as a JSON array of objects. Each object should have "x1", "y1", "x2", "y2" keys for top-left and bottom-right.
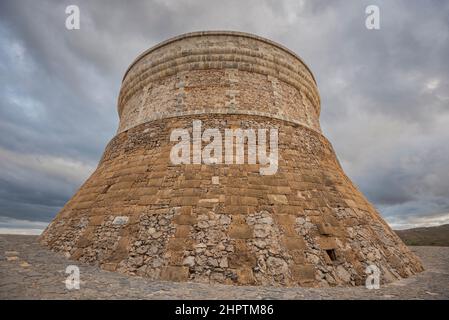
[{"x1": 395, "y1": 224, "x2": 449, "y2": 246}]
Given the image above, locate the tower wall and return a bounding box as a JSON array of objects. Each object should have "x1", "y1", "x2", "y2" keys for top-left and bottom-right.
[
  {"x1": 117, "y1": 32, "x2": 321, "y2": 133},
  {"x1": 40, "y1": 31, "x2": 423, "y2": 287}
]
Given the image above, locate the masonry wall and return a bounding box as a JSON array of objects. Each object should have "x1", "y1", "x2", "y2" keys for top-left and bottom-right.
[
  {"x1": 117, "y1": 32, "x2": 321, "y2": 133},
  {"x1": 40, "y1": 32, "x2": 423, "y2": 287},
  {"x1": 41, "y1": 113, "x2": 423, "y2": 286}
]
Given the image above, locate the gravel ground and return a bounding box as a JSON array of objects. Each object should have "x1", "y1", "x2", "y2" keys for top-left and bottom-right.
[{"x1": 0, "y1": 234, "x2": 447, "y2": 300}]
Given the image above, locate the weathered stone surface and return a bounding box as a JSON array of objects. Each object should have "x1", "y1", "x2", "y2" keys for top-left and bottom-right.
[
  {"x1": 228, "y1": 224, "x2": 253, "y2": 239},
  {"x1": 268, "y1": 194, "x2": 288, "y2": 205},
  {"x1": 112, "y1": 216, "x2": 129, "y2": 226},
  {"x1": 160, "y1": 266, "x2": 189, "y2": 282},
  {"x1": 173, "y1": 214, "x2": 197, "y2": 225},
  {"x1": 40, "y1": 31, "x2": 423, "y2": 287},
  {"x1": 292, "y1": 265, "x2": 316, "y2": 280}
]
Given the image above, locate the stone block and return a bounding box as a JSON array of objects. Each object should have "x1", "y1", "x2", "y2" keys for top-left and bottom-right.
[
  {"x1": 198, "y1": 198, "x2": 219, "y2": 208},
  {"x1": 292, "y1": 264, "x2": 315, "y2": 280},
  {"x1": 240, "y1": 196, "x2": 259, "y2": 206},
  {"x1": 174, "y1": 225, "x2": 191, "y2": 238},
  {"x1": 178, "y1": 197, "x2": 200, "y2": 206},
  {"x1": 319, "y1": 237, "x2": 337, "y2": 250},
  {"x1": 173, "y1": 214, "x2": 197, "y2": 225},
  {"x1": 90, "y1": 216, "x2": 104, "y2": 226},
  {"x1": 102, "y1": 262, "x2": 118, "y2": 272},
  {"x1": 112, "y1": 216, "x2": 129, "y2": 225},
  {"x1": 229, "y1": 252, "x2": 257, "y2": 268},
  {"x1": 228, "y1": 224, "x2": 253, "y2": 239},
  {"x1": 275, "y1": 214, "x2": 295, "y2": 225},
  {"x1": 273, "y1": 186, "x2": 292, "y2": 194},
  {"x1": 290, "y1": 250, "x2": 305, "y2": 264},
  {"x1": 107, "y1": 236, "x2": 131, "y2": 263},
  {"x1": 160, "y1": 266, "x2": 189, "y2": 282},
  {"x1": 76, "y1": 236, "x2": 92, "y2": 248},
  {"x1": 282, "y1": 236, "x2": 306, "y2": 250},
  {"x1": 138, "y1": 195, "x2": 156, "y2": 205},
  {"x1": 177, "y1": 206, "x2": 192, "y2": 215},
  {"x1": 224, "y1": 205, "x2": 249, "y2": 215},
  {"x1": 236, "y1": 267, "x2": 255, "y2": 285},
  {"x1": 267, "y1": 194, "x2": 288, "y2": 205},
  {"x1": 167, "y1": 251, "x2": 185, "y2": 266},
  {"x1": 212, "y1": 176, "x2": 220, "y2": 184},
  {"x1": 317, "y1": 223, "x2": 335, "y2": 236},
  {"x1": 70, "y1": 248, "x2": 84, "y2": 260},
  {"x1": 167, "y1": 238, "x2": 192, "y2": 251}
]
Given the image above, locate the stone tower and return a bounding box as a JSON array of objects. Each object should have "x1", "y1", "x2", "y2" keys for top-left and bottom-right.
[{"x1": 40, "y1": 31, "x2": 423, "y2": 287}]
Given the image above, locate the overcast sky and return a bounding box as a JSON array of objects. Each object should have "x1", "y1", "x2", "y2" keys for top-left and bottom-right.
[{"x1": 0, "y1": 0, "x2": 448, "y2": 233}]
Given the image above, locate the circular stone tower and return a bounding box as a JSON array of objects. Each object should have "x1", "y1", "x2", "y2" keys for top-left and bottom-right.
[{"x1": 40, "y1": 31, "x2": 423, "y2": 287}]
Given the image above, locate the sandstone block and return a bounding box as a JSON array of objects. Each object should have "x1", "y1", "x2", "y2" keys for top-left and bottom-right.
[
  {"x1": 167, "y1": 238, "x2": 192, "y2": 251},
  {"x1": 229, "y1": 252, "x2": 257, "y2": 268},
  {"x1": 228, "y1": 224, "x2": 253, "y2": 239},
  {"x1": 319, "y1": 237, "x2": 337, "y2": 250},
  {"x1": 267, "y1": 194, "x2": 288, "y2": 205},
  {"x1": 160, "y1": 266, "x2": 189, "y2": 282},
  {"x1": 317, "y1": 223, "x2": 335, "y2": 236},
  {"x1": 282, "y1": 236, "x2": 306, "y2": 250},
  {"x1": 174, "y1": 225, "x2": 191, "y2": 238},
  {"x1": 292, "y1": 264, "x2": 315, "y2": 280},
  {"x1": 173, "y1": 214, "x2": 197, "y2": 225},
  {"x1": 236, "y1": 267, "x2": 255, "y2": 285}
]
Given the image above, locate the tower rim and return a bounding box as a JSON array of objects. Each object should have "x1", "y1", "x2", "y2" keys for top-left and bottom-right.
[{"x1": 121, "y1": 30, "x2": 317, "y2": 85}]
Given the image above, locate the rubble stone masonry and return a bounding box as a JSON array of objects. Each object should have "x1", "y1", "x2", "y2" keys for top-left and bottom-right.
[{"x1": 40, "y1": 31, "x2": 423, "y2": 287}]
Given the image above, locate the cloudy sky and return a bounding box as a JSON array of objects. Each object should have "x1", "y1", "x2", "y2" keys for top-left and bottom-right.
[{"x1": 0, "y1": 0, "x2": 448, "y2": 233}]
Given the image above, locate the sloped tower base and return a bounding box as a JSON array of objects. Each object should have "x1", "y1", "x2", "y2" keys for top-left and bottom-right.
[{"x1": 40, "y1": 32, "x2": 423, "y2": 287}]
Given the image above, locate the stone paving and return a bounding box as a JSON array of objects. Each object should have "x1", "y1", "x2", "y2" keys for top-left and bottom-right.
[{"x1": 0, "y1": 235, "x2": 447, "y2": 300}]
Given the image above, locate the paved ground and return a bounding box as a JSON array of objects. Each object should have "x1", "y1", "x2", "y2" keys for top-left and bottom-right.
[{"x1": 0, "y1": 234, "x2": 448, "y2": 299}]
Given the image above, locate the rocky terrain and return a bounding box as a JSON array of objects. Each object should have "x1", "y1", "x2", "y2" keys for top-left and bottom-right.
[
  {"x1": 0, "y1": 234, "x2": 447, "y2": 299},
  {"x1": 395, "y1": 224, "x2": 449, "y2": 246}
]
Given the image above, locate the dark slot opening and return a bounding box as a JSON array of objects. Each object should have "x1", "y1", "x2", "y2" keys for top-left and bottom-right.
[
  {"x1": 326, "y1": 249, "x2": 337, "y2": 261},
  {"x1": 101, "y1": 185, "x2": 111, "y2": 194}
]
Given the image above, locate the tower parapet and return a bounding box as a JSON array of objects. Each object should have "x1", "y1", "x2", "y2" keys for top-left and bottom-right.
[{"x1": 118, "y1": 31, "x2": 321, "y2": 133}]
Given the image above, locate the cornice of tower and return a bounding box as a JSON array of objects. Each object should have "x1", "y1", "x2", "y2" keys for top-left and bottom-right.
[{"x1": 122, "y1": 31, "x2": 317, "y2": 85}]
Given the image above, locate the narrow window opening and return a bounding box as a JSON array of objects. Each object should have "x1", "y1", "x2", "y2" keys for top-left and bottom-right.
[
  {"x1": 101, "y1": 185, "x2": 111, "y2": 194},
  {"x1": 326, "y1": 249, "x2": 337, "y2": 261}
]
